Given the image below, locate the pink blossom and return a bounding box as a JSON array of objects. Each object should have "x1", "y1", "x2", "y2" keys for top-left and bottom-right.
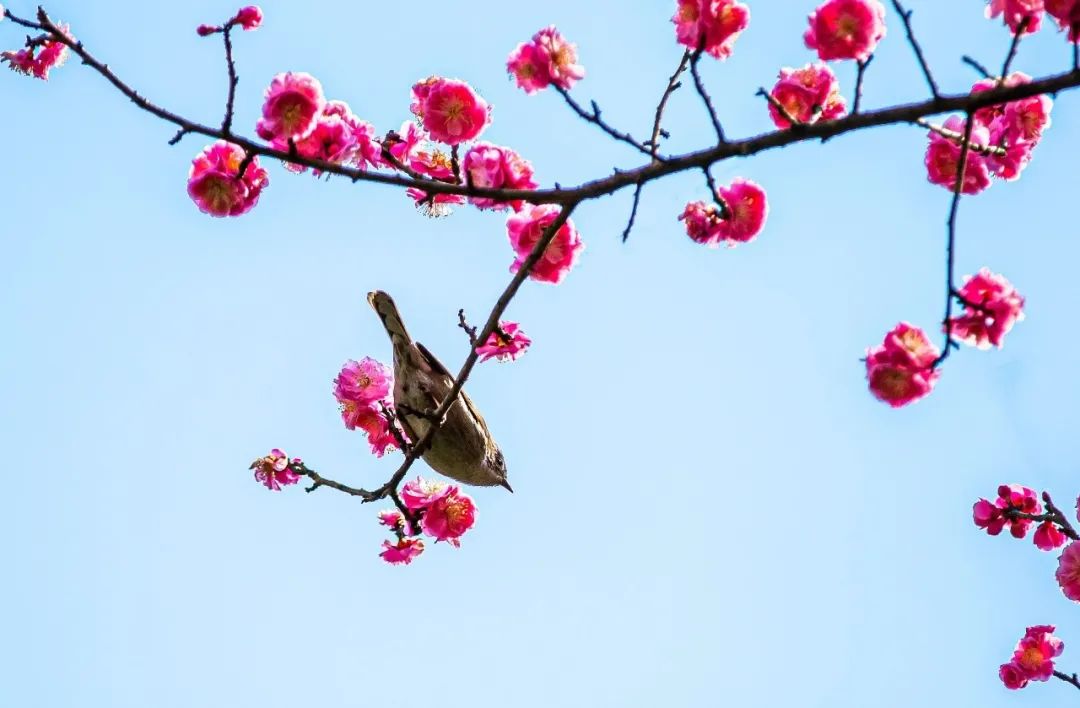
[
  {"x1": 401, "y1": 477, "x2": 452, "y2": 511},
  {"x1": 924, "y1": 116, "x2": 992, "y2": 195},
  {"x1": 462, "y1": 142, "x2": 537, "y2": 211},
  {"x1": 196, "y1": 24, "x2": 219, "y2": 37},
  {"x1": 255, "y1": 72, "x2": 325, "y2": 143},
  {"x1": 232, "y1": 6, "x2": 263, "y2": 31},
  {"x1": 533, "y1": 26, "x2": 585, "y2": 90},
  {"x1": 1011, "y1": 625, "x2": 1064, "y2": 682},
  {"x1": 1047, "y1": 0, "x2": 1080, "y2": 41},
  {"x1": 767, "y1": 63, "x2": 847, "y2": 129},
  {"x1": 673, "y1": 0, "x2": 750, "y2": 60},
  {"x1": 187, "y1": 141, "x2": 269, "y2": 217},
  {"x1": 947, "y1": 269, "x2": 1025, "y2": 349},
  {"x1": 412, "y1": 77, "x2": 490, "y2": 146},
  {"x1": 715, "y1": 178, "x2": 769, "y2": 245},
  {"x1": 338, "y1": 400, "x2": 401, "y2": 457},
  {"x1": 274, "y1": 100, "x2": 383, "y2": 174},
  {"x1": 986, "y1": 0, "x2": 1045, "y2": 34},
  {"x1": 476, "y1": 321, "x2": 532, "y2": 362},
  {"x1": 420, "y1": 487, "x2": 477, "y2": 547},
  {"x1": 975, "y1": 484, "x2": 1042, "y2": 538},
  {"x1": 864, "y1": 323, "x2": 940, "y2": 408},
  {"x1": 406, "y1": 188, "x2": 467, "y2": 217},
  {"x1": 679, "y1": 201, "x2": 724, "y2": 245},
  {"x1": 506, "y1": 204, "x2": 584, "y2": 284},
  {"x1": 385, "y1": 121, "x2": 428, "y2": 167},
  {"x1": 1057, "y1": 542, "x2": 1080, "y2": 601},
  {"x1": 377, "y1": 509, "x2": 404, "y2": 528},
  {"x1": 2, "y1": 22, "x2": 72, "y2": 80},
  {"x1": 1034, "y1": 521, "x2": 1068, "y2": 551},
  {"x1": 971, "y1": 72, "x2": 1031, "y2": 127},
  {"x1": 507, "y1": 41, "x2": 552, "y2": 94},
  {"x1": 999, "y1": 662, "x2": 1029, "y2": 690},
  {"x1": 334, "y1": 357, "x2": 392, "y2": 405},
  {"x1": 379, "y1": 538, "x2": 424, "y2": 565},
  {"x1": 804, "y1": 0, "x2": 886, "y2": 62},
  {"x1": 251, "y1": 448, "x2": 301, "y2": 491}
]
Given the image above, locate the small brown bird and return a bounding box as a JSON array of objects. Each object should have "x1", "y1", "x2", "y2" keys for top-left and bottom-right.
[{"x1": 367, "y1": 290, "x2": 512, "y2": 492}]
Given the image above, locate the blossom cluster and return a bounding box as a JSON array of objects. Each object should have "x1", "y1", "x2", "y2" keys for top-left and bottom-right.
[
  {"x1": 476, "y1": 321, "x2": 532, "y2": 363},
  {"x1": 377, "y1": 477, "x2": 478, "y2": 565},
  {"x1": 973, "y1": 484, "x2": 1066, "y2": 549},
  {"x1": 507, "y1": 26, "x2": 585, "y2": 94},
  {"x1": 864, "y1": 268, "x2": 1024, "y2": 407},
  {"x1": 333, "y1": 357, "x2": 401, "y2": 457},
  {"x1": 678, "y1": 179, "x2": 769, "y2": 248},
  {"x1": 672, "y1": 0, "x2": 751, "y2": 60},
  {"x1": 250, "y1": 448, "x2": 302, "y2": 491},
  {"x1": 999, "y1": 625, "x2": 1065, "y2": 689},
  {"x1": 925, "y1": 74, "x2": 1053, "y2": 194},
  {"x1": 0, "y1": 18, "x2": 71, "y2": 80},
  {"x1": 986, "y1": 0, "x2": 1080, "y2": 41}
]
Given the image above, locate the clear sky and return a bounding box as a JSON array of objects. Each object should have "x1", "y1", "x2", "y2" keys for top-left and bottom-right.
[{"x1": 3, "y1": 1, "x2": 1080, "y2": 706}]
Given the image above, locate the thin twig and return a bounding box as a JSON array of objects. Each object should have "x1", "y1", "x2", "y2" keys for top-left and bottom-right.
[
  {"x1": 933, "y1": 114, "x2": 975, "y2": 369},
  {"x1": 853, "y1": 55, "x2": 874, "y2": 114},
  {"x1": 1000, "y1": 17, "x2": 1029, "y2": 80},
  {"x1": 221, "y1": 25, "x2": 239, "y2": 134},
  {"x1": 689, "y1": 46, "x2": 726, "y2": 143},
  {"x1": 1053, "y1": 671, "x2": 1080, "y2": 691},
  {"x1": 553, "y1": 85, "x2": 652, "y2": 157},
  {"x1": 450, "y1": 145, "x2": 461, "y2": 184},
  {"x1": 915, "y1": 118, "x2": 1006, "y2": 156},
  {"x1": 378, "y1": 401, "x2": 412, "y2": 455},
  {"x1": 962, "y1": 55, "x2": 992, "y2": 79},
  {"x1": 647, "y1": 50, "x2": 691, "y2": 155},
  {"x1": 757, "y1": 87, "x2": 801, "y2": 127},
  {"x1": 1074, "y1": 42, "x2": 1079, "y2": 72},
  {"x1": 890, "y1": 0, "x2": 941, "y2": 99},
  {"x1": 1043, "y1": 492, "x2": 1080, "y2": 540},
  {"x1": 701, "y1": 166, "x2": 729, "y2": 219},
  {"x1": 621, "y1": 181, "x2": 645, "y2": 242},
  {"x1": 457, "y1": 309, "x2": 478, "y2": 347}
]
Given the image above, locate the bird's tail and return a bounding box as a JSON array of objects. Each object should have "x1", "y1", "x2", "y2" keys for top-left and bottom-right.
[{"x1": 367, "y1": 290, "x2": 412, "y2": 345}]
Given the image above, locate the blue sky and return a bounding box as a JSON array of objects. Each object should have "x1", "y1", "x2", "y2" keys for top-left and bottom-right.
[{"x1": 3, "y1": 1, "x2": 1080, "y2": 706}]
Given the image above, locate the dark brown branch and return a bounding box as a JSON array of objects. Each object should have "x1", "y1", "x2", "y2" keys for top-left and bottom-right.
[
  {"x1": 553, "y1": 85, "x2": 651, "y2": 157},
  {"x1": 221, "y1": 25, "x2": 239, "y2": 134},
  {"x1": 1074, "y1": 42, "x2": 1079, "y2": 72},
  {"x1": 853, "y1": 55, "x2": 874, "y2": 114},
  {"x1": 1043, "y1": 492, "x2": 1080, "y2": 540},
  {"x1": 890, "y1": 0, "x2": 941, "y2": 99},
  {"x1": 690, "y1": 45, "x2": 725, "y2": 143},
  {"x1": 378, "y1": 402, "x2": 412, "y2": 455},
  {"x1": 450, "y1": 145, "x2": 462, "y2": 184},
  {"x1": 933, "y1": 114, "x2": 974, "y2": 369},
  {"x1": 962, "y1": 55, "x2": 992, "y2": 79},
  {"x1": 1054, "y1": 671, "x2": 1080, "y2": 691},
  {"x1": 701, "y1": 166, "x2": 729, "y2": 219},
  {"x1": 1000, "y1": 17, "x2": 1029, "y2": 79}
]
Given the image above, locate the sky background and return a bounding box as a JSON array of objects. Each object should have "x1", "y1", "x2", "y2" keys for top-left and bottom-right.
[{"x1": 3, "y1": 1, "x2": 1080, "y2": 706}]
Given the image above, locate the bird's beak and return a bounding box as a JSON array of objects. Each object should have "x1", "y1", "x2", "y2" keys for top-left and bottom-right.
[
  {"x1": 499, "y1": 478, "x2": 514, "y2": 493},
  {"x1": 366, "y1": 291, "x2": 377, "y2": 309}
]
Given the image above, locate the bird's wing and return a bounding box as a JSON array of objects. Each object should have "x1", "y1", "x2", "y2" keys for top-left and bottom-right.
[{"x1": 415, "y1": 340, "x2": 494, "y2": 438}]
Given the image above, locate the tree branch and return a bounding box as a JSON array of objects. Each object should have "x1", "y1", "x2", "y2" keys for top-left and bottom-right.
[
  {"x1": 853, "y1": 55, "x2": 874, "y2": 114},
  {"x1": 690, "y1": 45, "x2": 726, "y2": 143},
  {"x1": 890, "y1": 0, "x2": 941, "y2": 99},
  {"x1": 553, "y1": 85, "x2": 651, "y2": 157},
  {"x1": 1000, "y1": 18, "x2": 1029, "y2": 79},
  {"x1": 221, "y1": 25, "x2": 239, "y2": 134},
  {"x1": 1054, "y1": 670, "x2": 1080, "y2": 691}
]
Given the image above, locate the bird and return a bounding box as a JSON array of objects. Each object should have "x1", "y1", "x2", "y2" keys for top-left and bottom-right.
[{"x1": 367, "y1": 290, "x2": 512, "y2": 492}]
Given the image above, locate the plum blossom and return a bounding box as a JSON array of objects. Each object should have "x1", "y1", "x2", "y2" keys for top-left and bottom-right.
[
  {"x1": 1010, "y1": 625, "x2": 1064, "y2": 683},
  {"x1": 1034, "y1": 521, "x2": 1068, "y2": 551},
  {"x1": 462, "y1": 142, "x2": 537, "y2": 211},
  {"x1": 507, "y1": 204, "x2": 584, "y2": 284},
  {"x1": 672, "y1": 0, "x2": 750, "y2": 60},
  {"x1": 251, "y1": 448, "x2": 301, "y2": 491},
  {"x1": 187, "y1": 141, "x2": 269, "y2": 217},
  {"x1": 233, "y1": 6, "x2": 263, "y2": 30},
  {"x1": 401, "y1": 478, "x2": 452, "y2": 511},
  {"x1": 476, "y1": 322, "x2": 532, "y2": 362},
  {"x1": 1057, "y1": 541, "x2": 1080, "y2": 601},
  {"x1": 973, "y1": 484, "x2": 1042, "y2": 538},
  {"x1": 767, "y1": 63, "x2": 847, "y2": 129},
  {"x1": 2, "y1": 22, "x2": 73, "y2": 80},
  {"x1": 255, "y1": 72, "x2": 325, "y2": 143},
  {"x1": 864, "y1": 323, "x2": 940, "y2": 408},
  {"x1": 380, "y1": 538, "x2": 425, "y2": 565},
  {"x1": 1046, "y1": 0, "x2": 1080, "y2": 41},
  {"x1": 924, "y1": 116, "x2": 992, "y2": 195},
  {"x1": 947, "y1": 269, "x2": 1025, "y2": 349},
  {"x1": 420, "y1": 488, "x2": 477, "y2": 547},
  {"x1": 506, "y1": 26, "x2": 585, "y2": 93},
  {"x1": 411, "y1": 77, "x2": 491, "y2": 146},
  {"x1": 334, "y1": 357, "x2": 392, "y2": 404},
  {"x1": 804, "y1": 0, "x2": 887, "y2": 62},
  {"x1": 986, "y1": 0, "x2": 1045, "y2": 35},
  {"x1": 678, "y1": 179, "x2": 768, "y2": 248}
]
